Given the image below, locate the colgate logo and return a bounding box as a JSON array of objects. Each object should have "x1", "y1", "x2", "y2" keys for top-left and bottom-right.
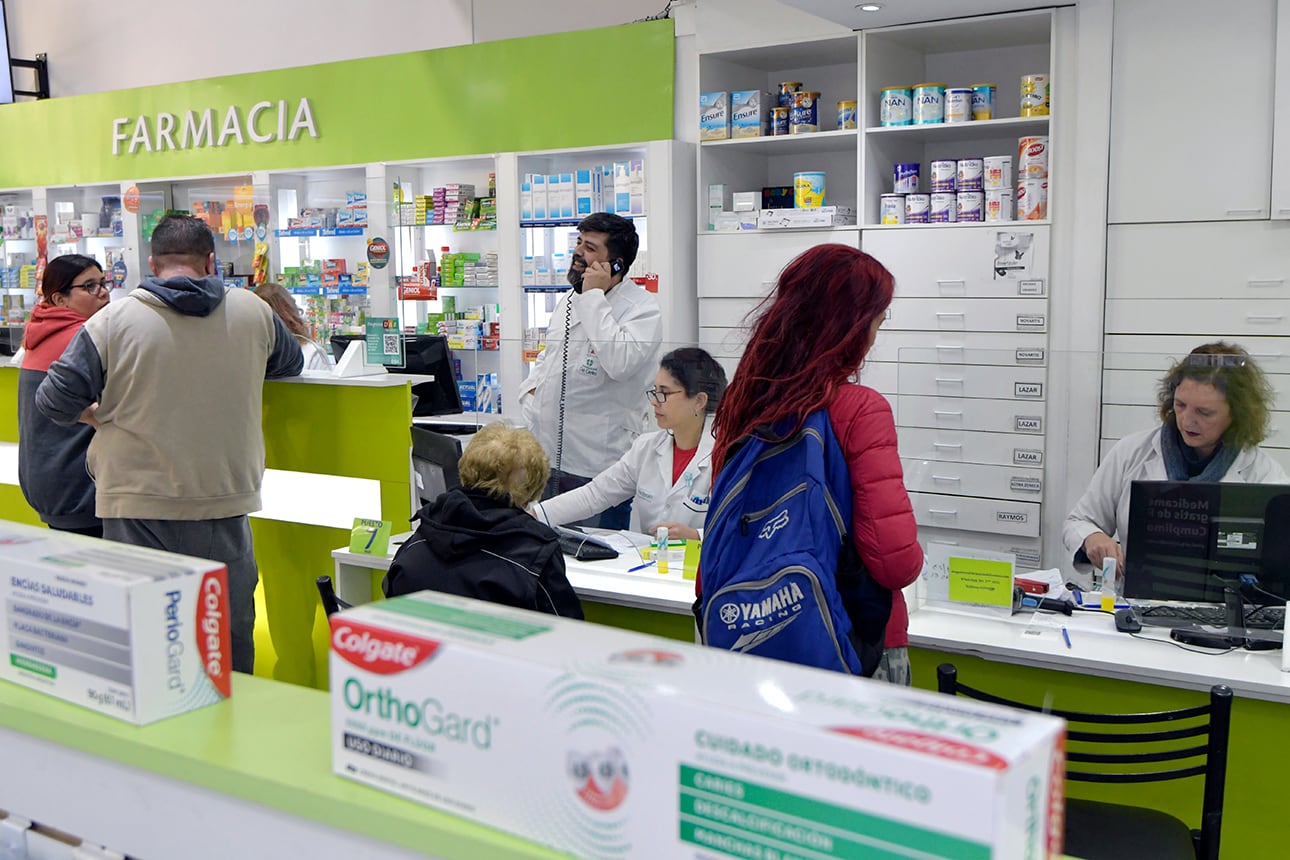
[
  {"x1": 331, "y1": 618, "x2": 440, "y2": 674},
  {"x1": 198, "y1": 571, "x2": 231, "y2": 698},
  {"x1": 832, "y1": 726, "x2": 1010, "y2": 770}
]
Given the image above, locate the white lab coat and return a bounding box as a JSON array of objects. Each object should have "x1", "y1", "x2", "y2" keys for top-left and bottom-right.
[
  {"x1": 1062, "y1": 425, "x2": 1288, "y2": 565},
  {"x1": 520, "y1": 279, "x2": 662, "y2": 477},
  {"x1": 532, "y1": 417, "x2": 715, "y2": 536}
]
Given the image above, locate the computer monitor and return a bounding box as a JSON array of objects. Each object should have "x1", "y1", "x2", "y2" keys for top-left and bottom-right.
[
  {"x1": 328, "y1": 333, "x2": 464, "y2": 417},
  {"x1": 1124, "y1": 480, "x2": 1290, "y2": 605},
  {"x1": 410, "y1": 426, "x2": 463, "y2": 509}
]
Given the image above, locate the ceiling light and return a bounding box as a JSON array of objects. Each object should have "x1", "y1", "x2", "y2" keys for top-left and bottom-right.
[{"x1": 858, "y1": 3, "x2": 883, "y2": 10}]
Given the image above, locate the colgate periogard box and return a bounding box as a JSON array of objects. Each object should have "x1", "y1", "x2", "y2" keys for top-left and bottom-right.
[
  {"x1": 0, "y1": 521, "x2": 231, "y2": 724},
  {"x1": 331, "y1": 592, "x2": 1067, "y2": 859}
]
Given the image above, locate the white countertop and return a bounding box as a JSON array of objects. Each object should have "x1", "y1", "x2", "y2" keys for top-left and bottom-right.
[
  {"x1": 908, "y1": 601, "x2": 1290, "y2": 704},
  {"x1": 268, "y1": 370, "x2": 432, "y2": 387},
  {"x1": 413, "y1": 412, "x2": 505, "y2": 428}
]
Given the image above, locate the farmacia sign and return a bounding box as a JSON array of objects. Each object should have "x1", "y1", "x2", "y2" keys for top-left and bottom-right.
[{"x1": 111, "y1": 97, "x2": 318, "y2": 155}]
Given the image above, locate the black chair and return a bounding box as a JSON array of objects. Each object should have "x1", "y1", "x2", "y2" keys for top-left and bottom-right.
[
  {"x1": 411, "y1": 426, "x2": 463, "y2": 509},
  {"x1": 935, "y1": 663, "x2": 1232, "y2": 860},
  {"x1": 316, "y1": 575, "x2": 352, "y2": 617}
]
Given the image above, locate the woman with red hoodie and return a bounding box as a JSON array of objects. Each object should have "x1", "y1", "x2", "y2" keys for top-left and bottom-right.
[
  {"x1": 710, "y1": 244, "x2": 923, "y2": 684},
  {"x1": 18, "y1": 254, "x2": 109, "y2": 536}
]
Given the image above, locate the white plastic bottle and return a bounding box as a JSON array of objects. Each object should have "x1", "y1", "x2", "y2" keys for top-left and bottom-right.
[
  {"x1": 1100, "y1": 557, "x2": 1119, "y2": 612},
  {"x1": 655, "y1": 526, "x2": 670, "y2": 575}
]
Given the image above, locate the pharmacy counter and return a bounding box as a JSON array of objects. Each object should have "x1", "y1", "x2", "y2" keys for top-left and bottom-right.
[{"x1": 907, "y1": 602, "x2": 1290, "y2": 857}]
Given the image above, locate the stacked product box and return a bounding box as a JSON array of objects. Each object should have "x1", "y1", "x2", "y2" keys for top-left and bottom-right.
[
  {"x1": 434, "y1": 184, "x2": 475, "y2": 226},
  {"x1": 522, "y1": 160, "x2": 644, "y2": 221},
  {"x1": 0, "y1": 521, "x2": 232, "y2": 725}
]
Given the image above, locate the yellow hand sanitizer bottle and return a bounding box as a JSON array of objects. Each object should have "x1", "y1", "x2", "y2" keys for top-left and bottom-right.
[
  {"x1": 655, "y1": 526, "x2": 670, "y2": 575},
  {"x1": 1100, "y1": 557, "x2": 1118, "y2": 611}
]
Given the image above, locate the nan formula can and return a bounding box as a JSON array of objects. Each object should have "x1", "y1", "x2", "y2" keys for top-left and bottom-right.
[
  {"x1": 957, "y1": 158, "x2": 984, "y2": 192},
  {"x1": 971, "y1": 84, "x2": 997, "y2": 120},
  {"x1": 983, "y1": 156, "x2": 1013, "y2": 190},
  {"x1": 945, "y1": 88, "x2": 973, "y2": 123},
  {"x1": 880, "y1": 194, "x2": 907, "y2": 224},
  {"x1": 1020, "y1": 73, "x2": 1050, "y2": 116},
  {"x1": 1017, "y1": 179, "x2": 1048, "y2": 220},
  {"x1": 957, "y1": 191, "x2": 985, "y2": 222},
  {"x1": 986, "y1": 188, "x2": 1015, "y2": 222},
  {"x1": 893, "y1": 162, "x2": 920, "y2": 194},
  {"x1": 880, "y1": 87, "x2": 912, "y2": 127},
  {"x1": 778, "y1": 81, "x2": 803, "y2": 108},
  {"x1": 790, "y1": 91, "x2": 821, "y2": 133},
  {"x1": 905, "y1": 193, "x2": 930, "y2": 223},
  {"x1": 930, "y1": 192, "x2": 958, "y2": 223},
  {"x1": 837, "y1": 99, "x2": 858, "y2": 129},
  {"x1": 771, "y1": 107, "x2": 789, "y2": 136},
  {"x1": 912, "y1": 83, "x2": 946, "y2": 124},
  {"x1": 1018, "y1": 136, "x2": 1049, "y2": 179},
  {"x1": 793, "y1": 171, "x2": 827, "y2": 208},
  {"x1": 930, "y1": 160, "x2": 958, "y2": 193}
]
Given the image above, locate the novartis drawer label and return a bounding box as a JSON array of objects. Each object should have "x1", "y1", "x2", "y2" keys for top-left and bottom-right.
[
  {"x1": 1013, "y1": 548, "x2": 1042, "y2": 568},
  {"x1": 1017, "y1": 279, "x2": 1045, "y2": 296},
  {"x1": 1015, "y1": 315, "x2": 1046, "y2": 329},
  {"x1": 1009, "y1": 476, "x2": 1043, "y2": 493},
  {"x1": 1014, "y1": 415, "x2": 1043, "y2": 433},
  {"x1": 1013, "y1": 449, "x2": 1044, "y2": 465},
  {"x1": 1014, "y1": 382, "x2": 1043, "y2": 398},
  {"x1": 1015, "y1": 349, "x2": 1045, "y2": 363},
  {"x1": 996, "y1": 510, "x2": 1029, "y2": 524}
]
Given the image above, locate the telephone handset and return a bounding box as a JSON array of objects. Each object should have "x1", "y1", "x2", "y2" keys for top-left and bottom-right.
[{"x1": 570, "y1": 258, "x2": 624, "y2": 294}]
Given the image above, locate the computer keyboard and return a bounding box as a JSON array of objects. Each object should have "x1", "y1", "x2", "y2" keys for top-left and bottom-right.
[{"x1": 1134, "y1": 603, "x2": 1285, "y2": 630}]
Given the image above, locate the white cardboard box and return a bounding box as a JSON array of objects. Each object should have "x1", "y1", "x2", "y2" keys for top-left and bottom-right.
[
  {"x1": 331, "y1": 592, "x2": 1065, "y2": 860},
  {"x1": 758, "y1": 206, "x2": 858, "y2": 229},
  {"x1": 0, "y1": 522, "x2": 231, "y2": 724}
]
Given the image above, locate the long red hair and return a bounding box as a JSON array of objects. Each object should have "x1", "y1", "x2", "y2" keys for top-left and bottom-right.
[{"x1": 712, "y1": 244, "x2": 894, "y2": 471}]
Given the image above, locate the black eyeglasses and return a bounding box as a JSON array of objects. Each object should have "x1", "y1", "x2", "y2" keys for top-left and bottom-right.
[
  {"x1": 63, "y1": 279, "x2": 108, "y2": 295},
  {"x1": 646, "y1": 387, "x2": 683, "y2": 404}
]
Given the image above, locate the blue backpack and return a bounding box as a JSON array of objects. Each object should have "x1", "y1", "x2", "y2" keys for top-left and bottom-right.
[{"x1": 699, "y1": 410, "x2": 891, "y2": 676}]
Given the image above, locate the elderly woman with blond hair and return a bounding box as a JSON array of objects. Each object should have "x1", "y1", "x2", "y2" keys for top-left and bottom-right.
[{"x1": 382, "y1": 424, "x2": 584, "y2": 618}]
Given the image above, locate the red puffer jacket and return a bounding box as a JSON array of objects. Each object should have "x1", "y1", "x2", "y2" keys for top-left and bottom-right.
[{"x1": 828, "y1": 384, "x2": 923, "y2": 647}]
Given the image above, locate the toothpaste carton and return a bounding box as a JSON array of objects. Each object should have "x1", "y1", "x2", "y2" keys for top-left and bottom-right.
[
  {"x1": 0, "y1": 522, "x2": 231, "y2": 725},
  {"x1": 699, "y1": 92, "x2": 730, "y2": 140},
  {"x1": 731, "y1": 90, "x2": 766, "y2": 138},
  {"x1": 331, "y1": 592, "x2": 1066, "y2": 860}
]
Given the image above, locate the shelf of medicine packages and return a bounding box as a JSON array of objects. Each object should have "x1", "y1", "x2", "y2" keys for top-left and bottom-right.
[
  {"x1": 520, "y1": 216, "x2": 642, "y2": 228},
  {"x1": 864, "y1": 115, "x2": 1050, "y2": 143},
  {"x1": 275, "y1": 227, "x2": 367, "y2": 238}
]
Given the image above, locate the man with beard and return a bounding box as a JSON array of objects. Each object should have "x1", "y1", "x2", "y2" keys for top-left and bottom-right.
[{"x1": 520, "y1": 212, "x2": 661, "y2": 529}]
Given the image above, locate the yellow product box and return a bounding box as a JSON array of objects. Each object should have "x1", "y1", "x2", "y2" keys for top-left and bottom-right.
[{"x1": 331, "y1": 591, "x2": 1066, "y2": 859}]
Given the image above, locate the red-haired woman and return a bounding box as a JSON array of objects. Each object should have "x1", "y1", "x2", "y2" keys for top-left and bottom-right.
[{"x1": 710, "y1": 243, "x2": 923, "y2": 684}]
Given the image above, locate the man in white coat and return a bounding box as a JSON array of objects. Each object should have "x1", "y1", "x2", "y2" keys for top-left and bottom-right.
[{"x1": 520, "y1": 213, "x2": 662, "y2": 529}]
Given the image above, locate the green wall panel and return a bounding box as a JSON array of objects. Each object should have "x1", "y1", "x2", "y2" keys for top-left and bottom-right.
[
  {"x1": 0, "y1": 368, "x2": 18, "y2": 442},
  {"x1": 582, "y1": 602, "x2": 695, "y2": 642},
  {"x1": 0, "y1": 20, "x2": 674, "y2": 188},
  {"x1": 0, "y1": 483, "x2": 42, "y2": 526}
]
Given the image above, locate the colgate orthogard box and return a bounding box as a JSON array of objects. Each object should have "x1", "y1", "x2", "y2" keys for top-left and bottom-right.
[
  {"x1": 0, "y1": 521, "x2": 231, "y2": 724},
  {"x1": 331, "y1": 591, "x2": 1067, "y2": 859}
]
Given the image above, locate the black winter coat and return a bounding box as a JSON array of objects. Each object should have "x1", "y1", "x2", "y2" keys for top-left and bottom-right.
[{"x1": 382, "y1": 487, "x2": 584, "y2": 619}]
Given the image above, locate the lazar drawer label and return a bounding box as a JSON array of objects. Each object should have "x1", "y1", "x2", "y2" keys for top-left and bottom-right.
[
  {"x1": 1013, "y1": 448, "x2": 1044, "y2": 465},
  {"x1": 1015, "y1": 314, "x2": 1046, "y2": 329},
  {"x1": 1014, "y1": 382, "x2": 1043, "y2": 398},
  {"x1": 1017, "y1": 279, "x2": 1045, "y2": 296},
  {"x1": 1009, "y1": 476, "x2": 1043, "y2": 493},
  {"x1": 996, "y1": 510, "x2": 1029, "y2": 524},
  {"x1": 1014, "y1": 415, "x2": 1043, "y2": 433},
  {"x1": 1015, "y1": 348, "x2": 1045, "y2": 363}
]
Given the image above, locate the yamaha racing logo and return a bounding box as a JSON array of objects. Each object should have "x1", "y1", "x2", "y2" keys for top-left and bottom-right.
[{"x1": 718, "y1": 581, "x2": 807, "y2": 651}]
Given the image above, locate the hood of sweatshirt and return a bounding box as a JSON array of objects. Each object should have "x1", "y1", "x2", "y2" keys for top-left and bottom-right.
[
  {"x1": 21, "y1": 303, "x2": 92, "y2": 373},
  {"x1": 141, "y1": 274, "x2": 226, "y2": 317},
  {"x1": 416, "y1": 487, "x2": 549, "y2": 561}
]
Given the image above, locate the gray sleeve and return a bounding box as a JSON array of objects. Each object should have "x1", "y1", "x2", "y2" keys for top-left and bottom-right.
[
  {"x1": 265, "y1": 314, "x2": 305, "y2": 379},
  {"x1": 35, "y1": 328, "x2": 105, "y2": 426}
]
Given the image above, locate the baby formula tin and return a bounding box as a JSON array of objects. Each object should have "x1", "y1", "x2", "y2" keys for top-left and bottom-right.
[
  {"x1": 771, "y1": 107, "x2": 790, "y2": 136},
  {"x1": 956, "y1": 191, "x2": 985, "y2": 222},
  {"x1": 793, "y1": 171, "x2": 827, "y2": 208},
  {"x1": 945, "y1": 88, "x2": 973, "y2": 123},
  {"x1": 1020, "y1": 74, "x2": 1050, "y2": 116},
  {"x1": 837, "y1": 100, "x2": 858, "y2": 129},
  {"x1": 893, "y1": 162, "x2": 920, "y2": 194},
  {"x1": 905, "y1": 193, "x2": 931, "y2": 223},
  {"x1": 1018, "y1": 136, "x2": 1049, "y2": 178},
  {"x1": 930, "y1": 192, "x2": 958, "y2": 223},
  {"x1": 971, "y1": 84, "x2": 997, "y2": 120},
  {"x1": 912, "y1": 83, "x2": 946, "y2": 124},
  {"x1": 983, "y1": 155, "x2": 1013, "y2": 190},
  {"x1": 790, "y1": 91, "x2": 821, "y2": 133},
  {"x1": 957, "y1": 158, "x2": 984, "y2": 192},
  {"x1": 880, "y1": 194, "x2": 906, "y2": 225},
  {"x1": 930, "y1": 160, "x2": 958, "y2": 193},
  {"x1": 778, "y1": 82, "x2": 803, "y2": 108},
  {"x1": 985, "y1": 188, "x2": 1015, "y2": 222},
  {"x1": 1017, "y1": 179, "x2": 1048, "y2": 220},
  {"x1": 880, "y1": 87, "x2": 913, "y2": 126}
]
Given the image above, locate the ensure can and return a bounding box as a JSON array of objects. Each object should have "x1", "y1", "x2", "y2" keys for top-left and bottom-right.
[
  {"x1": 1017, "y1": 179, "x2": 1048, "y2": 220},
  {"x1": 912, "y1": 83, "x2": 946, "y2": 124},
  {"x1": 930, "y1": 160, "x2": 958, "y2": 193},
  {"x1": 905, "y1": 193, "x2": 930, "y2": 223},
  {"x1": 1018, "y1": 136, "x2": 1049, "y2": 178},
  {"x1": 771, "y1": 107, "x2": 790, "y2": 135},
  {"x1": 986, "y1": 188, "x2": 1015, "y2": 222},
  {"x1": 945, "y1": 88, "x2": 973, "y2": 123},
  {"x1": 957, "y1": 157, "x2": 984, "y2": 192},
  {"x1": 837, "y1": 99, "x2": 858, "y2": 129},
  {"x1": 880, "y1": 86, "x2": 912, "y2": 127},
  {"x1": 957, "y1": 191, "x2": 985, "y2": 222},
  {"x1": 778, "y1": 81, "x2": 803, "y2": 108},
  {"x1": 880, "y1": 194, "x2": 906, "y2": 225},
  {"x1": 893, "y1": 162, "x2": 920, "y2": 194},
  {"x1": 789, "y1": 91, "x2": 820, "y2": 133},
  {"x1": 971, "y1": 84, "x2": 997, "y2": 120},
  {"x1": 930, "y1": 192, "x2": 958, "y2": 223},
  {"x1": 1020, "y1": 73, "x2": 1050, "y2": 116},
  {"x1": 983, "y1": 155, "x2": 1013, "y2": 190}
]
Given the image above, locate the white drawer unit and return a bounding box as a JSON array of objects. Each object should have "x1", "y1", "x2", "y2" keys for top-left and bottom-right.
[
  {"x1": 902, "y1": 458, "x2": 1044, "y2": 503},
  {"x1": 895, "y1": 363, "x2": 1048, "y2": 401},
  {"x1": 869, "y1": 331, "x2": 1049, "y2": 366},
  {"x1": 698, "y1": 229, "x2": 860, "y2": 299},
  {"x1": 919, "y1": 528, "x2": 1043, "y2": 572},
  {"x1": 897, "y1": 427, "x2": 1046, "y2": 468},
  {"x1": 1101, "y1": 404, "x2": 1290, "y2": 449},
  {"x1": 864, "y1": 225, "x2": 1051, "y2": 299},
  {"x1": 1102, "y1": 369, "x2": 1290, "y2": 408},
  {"x1": 897, "y1": 395, "x2": 1047, "y2": 436},
  {"x1": 1105, "y1": 299, "x2": 1290, "y2": 337},
  {"x1": 910, "y1": 492, "x2": 1041, "y2": 538},
  {"x1": 1104, "y1": 335, "x2": 1290, "y2": 375},
  {"x1": 699, "y1": 325, "x2": 749, "y2": 361},
  {"x1": 698, "y1": 297, "x2": 761, "y2": 330},
  {"x1": 857, "y1": 361, "x2": 898, "y2": 395},
  {"x1": 886, "y1": 298, "x2": 1049, "y2": 333},
  {"x1": 1107, "y1": 222, "x2": 1290, "y2": 300}
]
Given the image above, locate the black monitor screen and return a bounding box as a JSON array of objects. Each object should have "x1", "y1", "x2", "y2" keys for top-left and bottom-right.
[
  {"x1": 329, "y1": 333, "x2": 463, "y2": 417},
  {"x1": 0, "y1": 3, "x2": 14, "y2": 105},
  {"x1": 1124, "y1": 480, "x2": 1290, "y2": 604},
  {"x1": 410, "y1": 426, "x2": 462, "y2": 508}
]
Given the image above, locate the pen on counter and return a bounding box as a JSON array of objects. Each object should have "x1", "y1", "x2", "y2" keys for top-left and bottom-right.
[
  {"x1": 1061, "y1": 627, "x2": 1072, "y2": 649},
  {"x1": 627, "y1": 560, "x2": 657, "y2": 573}
]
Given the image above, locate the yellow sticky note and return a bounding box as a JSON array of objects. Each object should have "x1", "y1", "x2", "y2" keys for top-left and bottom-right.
[{"x1": 947, "y1": 556, "x2": 1014, "y2": 607}]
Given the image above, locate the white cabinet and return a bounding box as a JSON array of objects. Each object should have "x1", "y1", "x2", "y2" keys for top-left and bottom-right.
[
  {"x1": 897, "y1": 395, "x2": 1047, "y2": 436},
  {"x1": 909, "y1": 492, "x2": 1041, "y2": 538},
  {"x1": 1106, "y1": 222, "x2": 1290, "y2": 300},
  {"x1": 1107, "y1": 0, "x2": 1277, "y2": 223},
  {"x1": 892, "y1": 362, "x2": 1047, "y2": 400},
  {"x1": 885, "y1": 297, "x2": 1049, "y2": 332},
  {"x1": 867, "y1": 330, "x2": 1048, "y2": 365},
  {"x1": 897, "y1": 427, "x2": 1046, "y2": 468},
  {"x1": 697, "y1": 229, "x2": 858, "y2": 298},
  {"x1": 1275, "y1": 0, "x2": 1290, "y2": 219},
  {"x1": 864, "y1": 225, "x2": 1050, "y2": 298},
  {"x1": 920, "y1": 528, "x2": 1043, "y2": 571},
  {"x1": 1104, "y1": 300, "x2": 1290, "y2": 337},
  {"x1": 902, "y1": 458, "x2": 1044, "y2": 503}
]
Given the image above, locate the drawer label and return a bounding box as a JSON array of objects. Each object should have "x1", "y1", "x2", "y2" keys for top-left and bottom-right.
[
  {"x1": 1013, "y1": 448, "x2": 1044, "y2": 465},
  {"x1": 1014, "y1": 415, "x2": 1043, "y2": 433},
  {"x1": 1010, "y1": 476, "x2": 1043, "y2": 493},
  {"x1": 1017, "y1": 279, "x2": 1046, "y2": 296},
  {"x1": 1015, "y1": 348, "x2": 1046, "y2": 363},
  {"x1": 1014, "y1": 382, "x2": 1044, "y2": 398},
  {"x1": 996, "y1": 510, "x2": 1029, "y2": 524},
  {"x1": 1013, "y1": 548, "x2": 1042, "y2": 568},
  {"x1": 1016, "y1": 314, "x2": 1046, "y2": 329}
]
